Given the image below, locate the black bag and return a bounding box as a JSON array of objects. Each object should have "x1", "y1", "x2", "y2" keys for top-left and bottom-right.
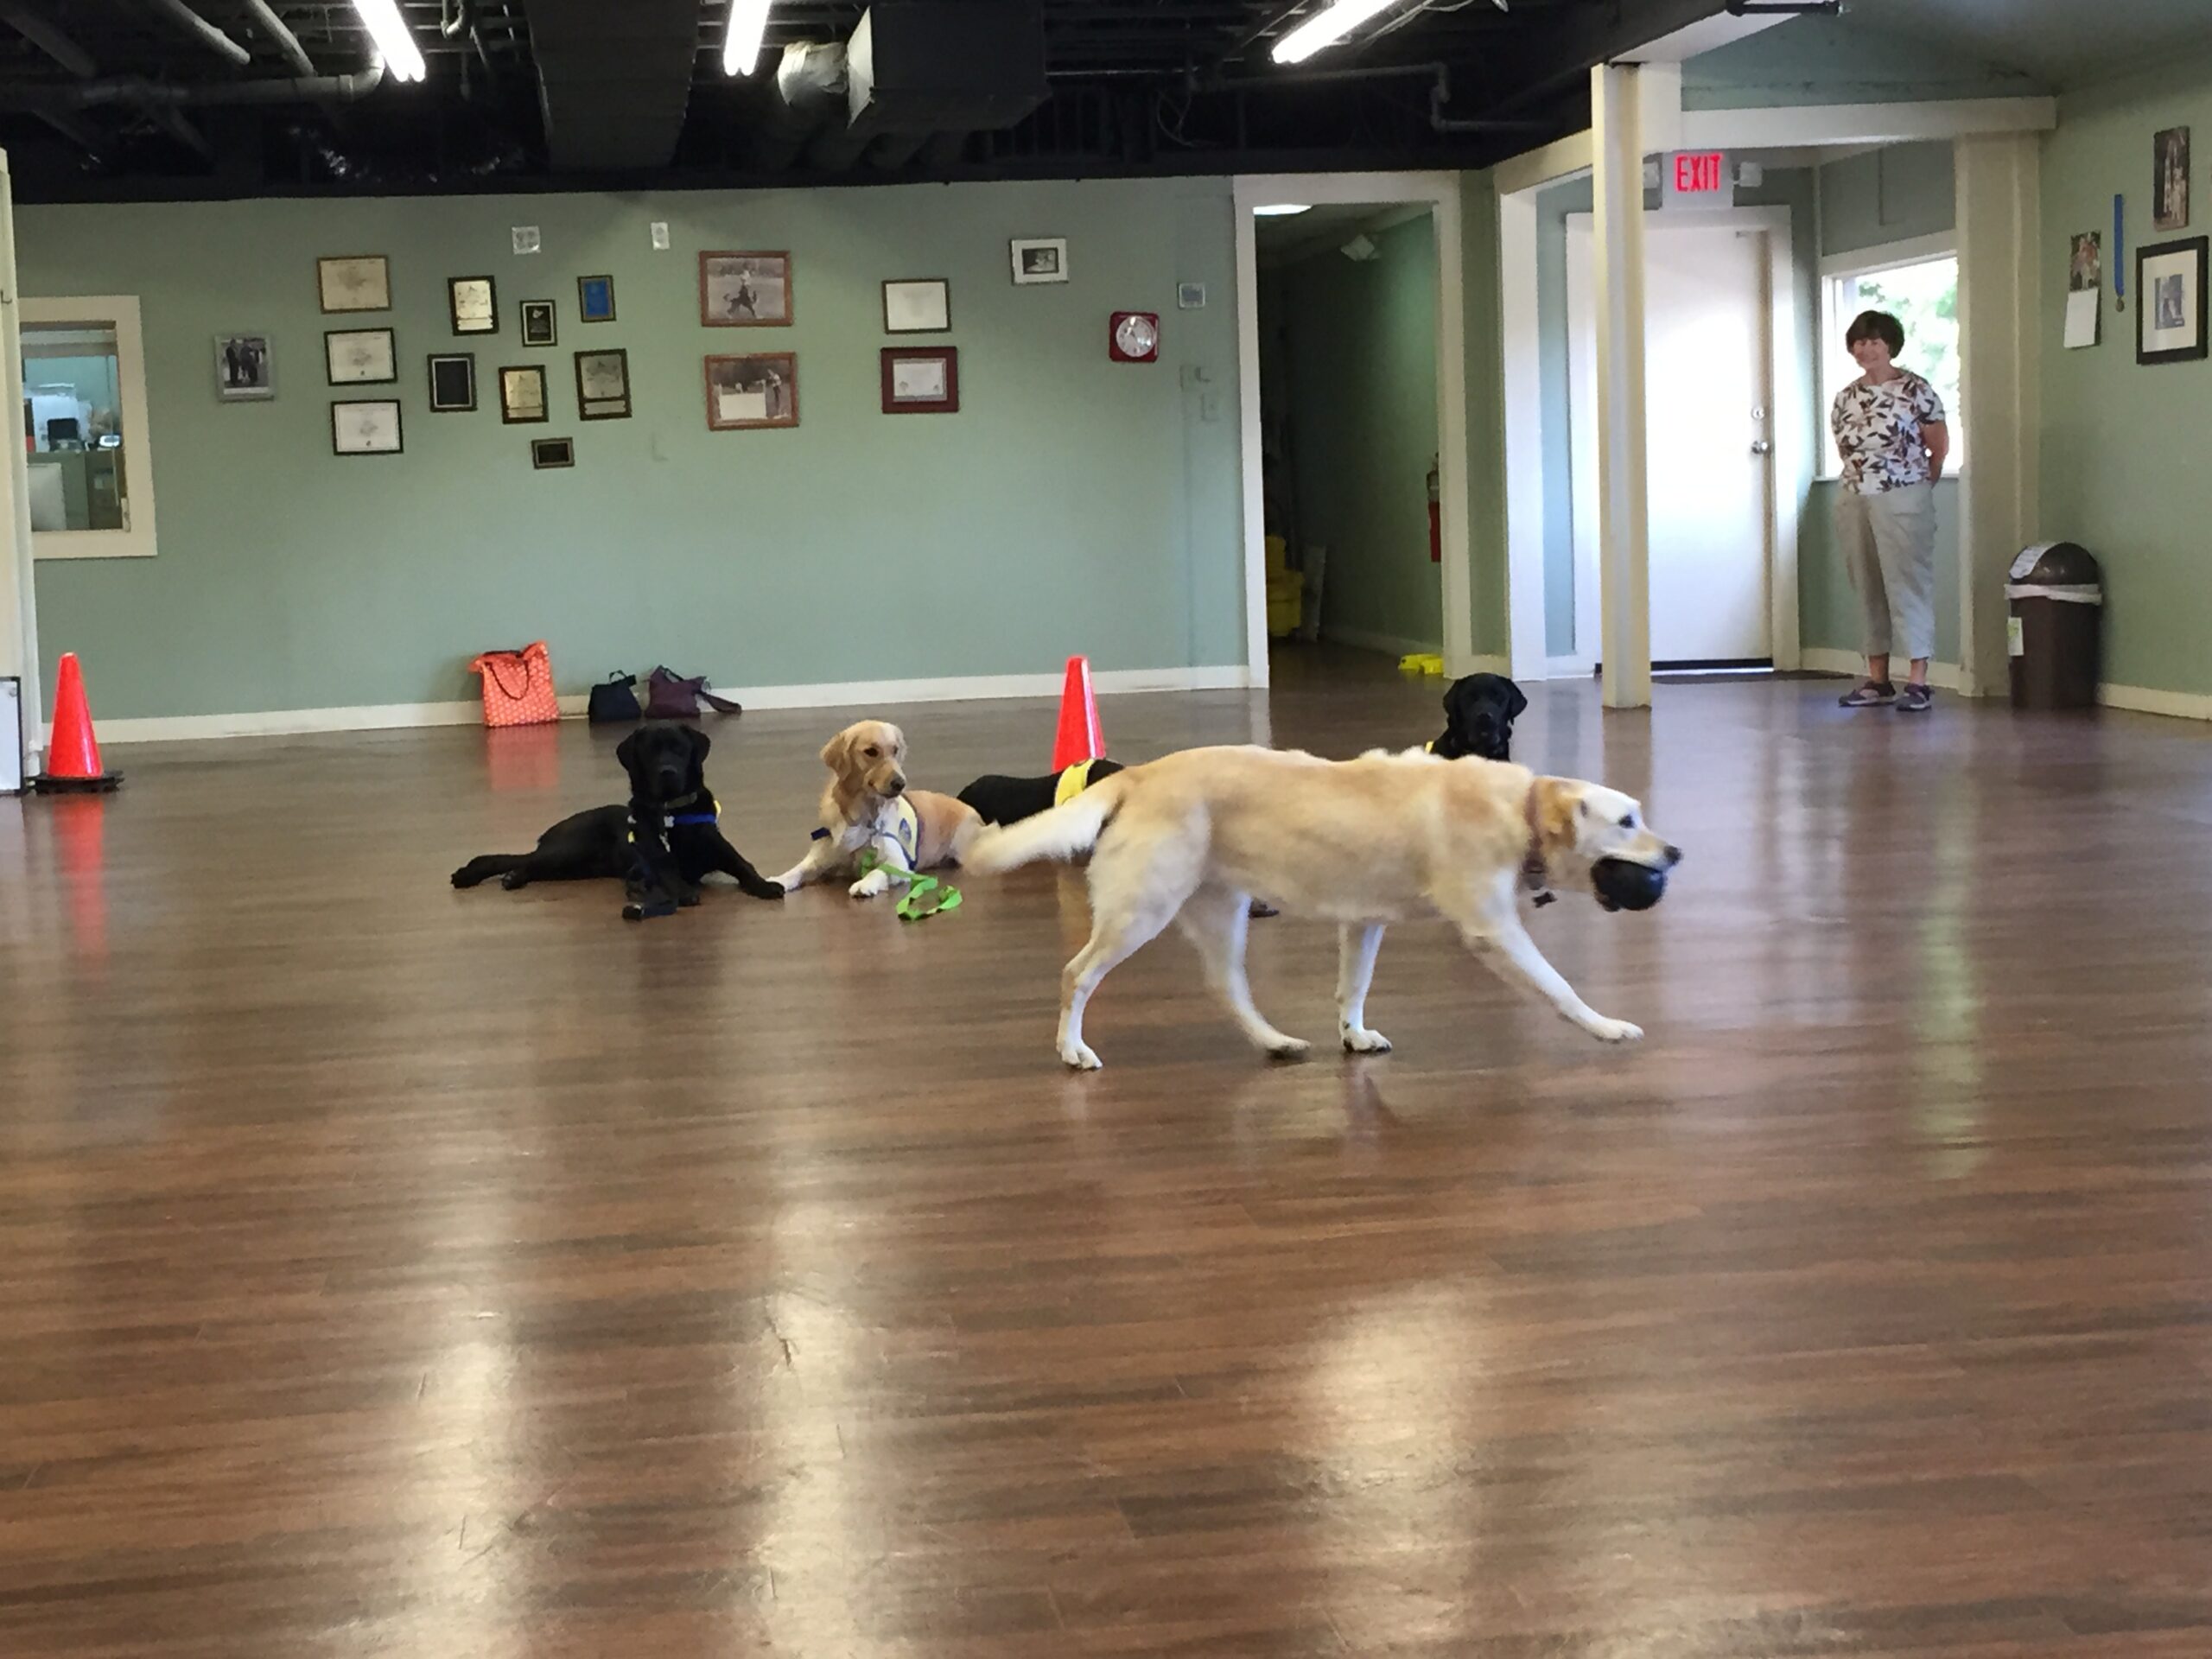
[{"x1": 587, "y1": 671, "x2": 642, "y2": 724}]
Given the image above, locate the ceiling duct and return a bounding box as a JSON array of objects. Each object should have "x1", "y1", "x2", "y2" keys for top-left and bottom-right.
[
  {"x1": 749, "y1": 40, "x2": 848, "y2": 170},
  {"x1": 524, "y1": 0, "x2": 696, "y2": 172},
  {"x1": 844, "y1": 1, "x2": 1046, "y2": 140}
]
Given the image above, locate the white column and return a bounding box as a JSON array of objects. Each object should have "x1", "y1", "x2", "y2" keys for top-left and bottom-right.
[
  {"x1": 0, "y1": 147, "x2": 40, "y2": 774},
  {"x1": 1955, "y1": 133, "x2": 2041, "y2": 696},
  {"x1": 1592, "y1": 64, "x2": 1651, "y2": 709}
]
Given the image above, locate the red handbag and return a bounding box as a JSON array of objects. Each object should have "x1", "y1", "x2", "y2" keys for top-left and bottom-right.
[{"x1": 469, "y1": 640, "x2": 562, "y2": 728}]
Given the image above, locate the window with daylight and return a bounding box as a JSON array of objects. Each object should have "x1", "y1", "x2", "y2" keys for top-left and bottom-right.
[{"x1": 1821, "y1": 250, "x2": 1961, "y2": 477}]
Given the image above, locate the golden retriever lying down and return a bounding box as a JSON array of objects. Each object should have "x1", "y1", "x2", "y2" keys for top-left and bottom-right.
[
  {"x1": 963, "y1": 744, "x2": 1680, "y2": 1070},
  {"x1": 773, "y1": 720, "x2": 982, "y2": 899}
]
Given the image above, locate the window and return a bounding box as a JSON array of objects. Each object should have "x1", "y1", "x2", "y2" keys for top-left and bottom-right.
[
  {"x1": 1820, "y1": 247, "x2": 1961, "y2": 477},
  {"x1": 20, "y1": 296, "x2": 157, "y2": 559}
]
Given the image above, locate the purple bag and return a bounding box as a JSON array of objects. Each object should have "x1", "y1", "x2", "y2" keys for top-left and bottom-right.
[{"x1": 644, "y1": 665, "x2": 741, "y2": 719}]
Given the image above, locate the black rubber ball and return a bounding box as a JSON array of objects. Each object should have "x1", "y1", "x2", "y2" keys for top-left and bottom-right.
[{"x1": 1592, "y1": 857, "x2": 1667, "y2": 912}]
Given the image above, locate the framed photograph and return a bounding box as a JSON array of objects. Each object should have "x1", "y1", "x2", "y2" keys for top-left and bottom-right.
[
  {"x1": 531, "y1": 436, "x2": 575, "y2": 469},
  {"x1": 2137, "y1": 236, "x2": 2208, "y2": 364},
  {"x1": 428, "y1": 353, "x2": 476, "y2": 412},
  {"x1": 324, "y1": 327, "x2": 396, "y2": 385},
  {"x1": 1010, "y1": 237, "x2": 1068, "y2": 285},
  {"x1": 574, "y1": 347, "x2": 631, "y2": 420},
  {"x1": 2154, "y1": 126, "x2": 2190, "y2": 232},
  {"x1": 700, "y1": 251, "x2": 792, "y2": 326},
  {"x1": 317, "y1": 254, "x2": 389, "y2": 313},
  {"x1": 882, "y1": 278, "x2": 950, "y2": 334},
  {"x1": 577, "y1": 274, "x2": 617, "y2": 323},
  {"x1": 499, "y1": 364, "x2": 550, "y2": 423},
  {"x1": 880, "y1": 346, "x2": 958, "y2": 414},
  {"x1": 448, "y1": 275, "x2": 498, "y2": 335},
  {"x1": 519, "y1": 300, "x2": 557, "y2": 347},
  {"x1": 703, "y1": 353, "x2": 798, "y2": 430},
  {"x1": 214, "y1": 334, "x2": 273, "y2": 401},
  {"x1": 330, "y1": 398, "x2": 402, "y2": 456}
]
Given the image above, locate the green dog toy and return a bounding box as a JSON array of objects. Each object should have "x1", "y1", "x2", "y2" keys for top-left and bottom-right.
[{"x1": 856, "y1": 850, "x2": 963, "y2": 922}]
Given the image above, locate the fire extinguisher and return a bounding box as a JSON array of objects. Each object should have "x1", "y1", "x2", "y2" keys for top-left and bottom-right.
[{"x1": 1427, "y1": 456, "x2": 1441, "y2": 563}]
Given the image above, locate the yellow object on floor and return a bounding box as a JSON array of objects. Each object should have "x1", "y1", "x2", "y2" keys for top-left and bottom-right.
[
  {"x1": 1267, "y1": 570, "x2": 1304, "y2": 639},
  {"x1": 1398, "y1": 652, "x2": 1445, "y2": 676},
  {"x1": 1264, "y1": 534, "x2": 1288, "y2": 578}
]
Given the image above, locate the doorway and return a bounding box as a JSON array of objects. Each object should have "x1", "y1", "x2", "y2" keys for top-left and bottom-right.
[{"x1": 1565, "y1": 209, "x2": 1789, "y2": 670}]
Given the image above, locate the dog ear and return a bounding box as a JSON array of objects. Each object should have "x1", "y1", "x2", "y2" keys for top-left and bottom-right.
[
  {"x1": 615, "y1": 728, "x2": 643, "y2": 784},
  {"x1": 1442, "y1": 678, "x2": 1471, "y2": 721},
  {"x1": 682, "y1": 724, "x2": 711, "y2": 766},
  {"x1": 819, "y1": 728, "x2": 855, "y2": 776},
  {"x1": 1503, "y1": 679, "x2": 1529, "y2": 721}
]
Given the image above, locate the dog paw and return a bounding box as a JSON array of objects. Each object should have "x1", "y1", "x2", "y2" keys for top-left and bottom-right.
[
  {"x1": 1340, "y1": 1025, "x2": 1393, "y2": 1054},
  {"x1": 1060, "y1": 1041, "x2": 1103, "y2": 1071},
  {"x1": 849, "y1": 869, "x2": 892, "y2": 899},
  {"x1": 678, "y1": 887, "x2": 702, "y2": 908},
  {"x1": 499, "y1": 870, "x2": 528, "y2": 891},
  {"x1": 1262, "y1": 1036, "x2": 1313, "y2": 1063},
  {"x1": 1588, "y1": 1018, "x2": 1643, "y2": 1044}
]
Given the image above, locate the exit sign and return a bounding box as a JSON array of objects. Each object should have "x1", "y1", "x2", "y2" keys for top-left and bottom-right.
[{"x1": 1662, "y1": 149, "x2": 1734, "y2": 210}]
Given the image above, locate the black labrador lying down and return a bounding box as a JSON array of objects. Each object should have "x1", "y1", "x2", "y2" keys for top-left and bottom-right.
[
  {"x1": 1430, "y1": 671, "x2": 1529, "y2": 762},
  {"x1": 451, "y1": 722, "x2": 783, "y2": 921}
]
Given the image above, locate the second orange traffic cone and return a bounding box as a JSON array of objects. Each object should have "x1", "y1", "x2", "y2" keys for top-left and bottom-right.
[{"x1": 1051, "y1": 655, "x2": 1104, "y2": 772}]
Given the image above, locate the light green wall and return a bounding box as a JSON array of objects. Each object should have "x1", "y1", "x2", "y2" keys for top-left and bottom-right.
[
  {"x1": 1267, "y1": 213, "x2": 1441, "y2": 652},
  {"x1": 2041, "y1": 51, "x2": 2212, "y2": 696},
  {"x1": 22, "y1": 177, "x2": 1244, "y2": 719},
  {"x1": 1821, "y1": 143, "x2": 1957, "y2": 256},
  {"x1": 1684, "y1": 16, "x2": 2043, "y2": 109}
]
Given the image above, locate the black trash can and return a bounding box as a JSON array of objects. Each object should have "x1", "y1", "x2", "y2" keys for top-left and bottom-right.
[{"x1": 2006, "y1": 542, "x2": 2103, "y2": 711}]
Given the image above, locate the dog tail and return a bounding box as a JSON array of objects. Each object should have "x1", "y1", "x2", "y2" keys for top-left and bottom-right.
[{"x1": 963, "y1": 772, "x2": 1130, "y2": 874}]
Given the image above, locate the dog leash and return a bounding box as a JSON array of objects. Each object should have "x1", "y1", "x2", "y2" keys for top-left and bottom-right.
[{"x1": 856, "y1": 849, "x2": 963, "y2": 921}]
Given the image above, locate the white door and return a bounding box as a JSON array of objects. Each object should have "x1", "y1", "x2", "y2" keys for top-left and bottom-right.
[{"x1": 1567, "y1": 218, "x2": 1773, "y2": 664}]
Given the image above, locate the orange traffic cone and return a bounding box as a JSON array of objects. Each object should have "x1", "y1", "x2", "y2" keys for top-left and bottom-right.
[
  {"x1": 1051, "y1": 655, "x2": 1105, "y2": 772},
  {"x1": 34, "y1": 652, "x2": 122, "y2": 793}
]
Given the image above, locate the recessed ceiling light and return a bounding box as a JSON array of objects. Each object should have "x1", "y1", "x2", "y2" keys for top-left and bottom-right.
[{"x1": 1254, "y1": 204, "x2": 1313, "y2": 217}]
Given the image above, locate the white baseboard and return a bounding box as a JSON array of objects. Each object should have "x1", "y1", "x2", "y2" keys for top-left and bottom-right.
[
  {"x1": 1800, "y1": 648, "x2": 1968, "y2": 691},
  {"x1": 2098, "y1": 682, "x2": 2212, "y2": 722},
  {"x1": 1323, "y1": 625, "x2": 1445, "y2": 659},
  {"x1": 54, "y1": 666, "x2": 1255, "y2": 747}
]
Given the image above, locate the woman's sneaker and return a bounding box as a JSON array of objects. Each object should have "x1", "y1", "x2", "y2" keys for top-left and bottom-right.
[
  {"x1": 1897, "y1": 683, "x2": 1933, "y2": 713},
  {"x1": 1839, "y1": 680, "x2": 1897, "y2": 708}
]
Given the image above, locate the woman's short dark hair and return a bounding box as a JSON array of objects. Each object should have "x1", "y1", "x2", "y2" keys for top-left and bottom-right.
[{"x1": 1845, "y1": 309, "x2": 1905, "y2": 355}]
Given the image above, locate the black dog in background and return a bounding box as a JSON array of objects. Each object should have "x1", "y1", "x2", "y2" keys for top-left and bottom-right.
[
  {"x1": 451, "y1": 722, "x2": 782, "y2": 921},
  {"x1": 957, "y1": 758, "x2": 1126, "y2": 827},
  {"x1": 1430, "y1": 672, "x2": 1528, "y2": 762}
]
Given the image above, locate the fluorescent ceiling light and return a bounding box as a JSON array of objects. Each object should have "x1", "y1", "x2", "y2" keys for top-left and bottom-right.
[
  {"x1": 723, "y1": 0, "x2": 772, "y2": 75},
  {"x1": 1254, "y1": 204, "x2": 1312, "y2": 217},
  {"x1": 349, "y1": 0, "x2": 425, "y2": 82},
  {"x1": 1271, "y1": 0, "x2": 1403, "y2": 65}
]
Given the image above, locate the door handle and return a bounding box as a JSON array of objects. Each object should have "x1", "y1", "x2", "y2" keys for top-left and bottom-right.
[{"x1": 1750, "y1": 439, "x2": 1773, "y2": 455}]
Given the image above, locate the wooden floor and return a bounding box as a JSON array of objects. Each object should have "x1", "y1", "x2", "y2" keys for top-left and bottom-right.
[{"x1": 5, "y1": 650, "x2": 2212, "y2": 1657}]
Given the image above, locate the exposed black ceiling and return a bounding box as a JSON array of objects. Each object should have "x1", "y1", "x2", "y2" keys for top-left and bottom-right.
[{"x1": 0, "y1": 0, "x2": 1736, "y2": 201}]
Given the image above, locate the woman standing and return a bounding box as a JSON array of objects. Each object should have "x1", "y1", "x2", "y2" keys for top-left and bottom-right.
[{"x1": 1831, "y1": 308, "x2": 1949, "y2": 712}]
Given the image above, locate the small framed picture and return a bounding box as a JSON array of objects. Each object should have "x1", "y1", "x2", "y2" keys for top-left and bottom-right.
[
  {"x1": 574, "y1": 347, "x2": 631, "y2": 420},
  {"x1": 704, "y1": 353, "x2": 798, "y2": 430},
  {"x1": 880, "y1": 346, "x2": 958, "y2": 414},
  {"x1": 700, "y1": 251, "x2": 792, "y2": 326},
  {"x1": 448, "y1": 275, "x2": 498, "y2": 335},
  {"x1": 331, "y1": 398, "x2": 402, "y2": 456},
  {"x1": 531, "y1": 436, "x2": 575, "y2": 469},
  {"x1": 324, "y1": 327, "x2": 396, "y2": 385},
  {"x1": 519, "y1": 300, "x2": 557, "y2": 347},
  {"x1": 882, "y1": 278, "x2": 950, "y2": 334},
  {"x1": 2137, "y1": 236, "x2": 2208, "y2": 364},
  {"x1": 214, "y1": 334, "x2": 273, "y2": 401},
  {"x1": 428, "y1": 353, "x2": 476, "y2": 412},
  {"x1": 1010, "y1": 237, "x2": 1068, "y2": 284},
  {"x1": 2154, "y1": 126, "x2": 2191, "y2": 232},
  {"x1": 577, "y1": 274, "x2": 616, "y2": 323},
  {"x1": 499, "y1": 364, "x2": 549, "y2": 423},
  {"x1": 317, "y1": 254, "x2": 389, "y2": 313}
]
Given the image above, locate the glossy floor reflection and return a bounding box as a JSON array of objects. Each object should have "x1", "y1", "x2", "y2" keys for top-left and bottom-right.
[{"x1": 4, "y1": 653, "x2": 2211, "y2": 1656}]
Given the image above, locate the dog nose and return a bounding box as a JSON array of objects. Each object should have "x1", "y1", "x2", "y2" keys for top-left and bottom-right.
[
  {"x1": 886, "y1": 776, "x2": 906, "y2": 796},
  {"x1": 1662, "y1": 843, "x2": 1683, "y2": 868}
]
